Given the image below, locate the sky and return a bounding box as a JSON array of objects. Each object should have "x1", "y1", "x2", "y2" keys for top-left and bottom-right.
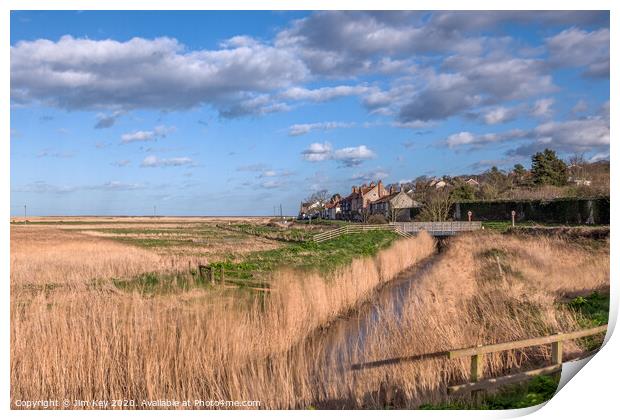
[{"x1": 10, "y1": 10, "x2": 610, "y2": 216}]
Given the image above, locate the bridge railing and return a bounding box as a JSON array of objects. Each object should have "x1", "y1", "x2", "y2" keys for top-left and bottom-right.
[{"x1": 391, "y1": 221, "x2": 482, "y2": 235}]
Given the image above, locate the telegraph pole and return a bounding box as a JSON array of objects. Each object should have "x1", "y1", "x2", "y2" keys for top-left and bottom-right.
[{"x1": 279, "y1": 204, "x2": 283, "y2": 221}]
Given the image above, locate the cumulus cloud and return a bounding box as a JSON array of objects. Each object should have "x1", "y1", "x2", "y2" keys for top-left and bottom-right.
[
  {"x1": 398, "y1": 55, "x2": 554, "y2": 123},
  {"x1": 11, "y1": 35, "x2": 308, "y2": 114},
  {"x1": 444, "y1": 129, "x2": 528, "y2": 148},
  {"x1": 140, "y1": 155, "x2": 193, "y2": 167},
  {"x1": 444, "y1": 104, "x2": 609, "y2": 157},
  {"x1": 281, "y1": 85, "x2": 370, "y2": 102},
  {"x1": 8, "y1": 11, "x2": 610, "y2": 127},
  {"x1": 531, "y1": 98, "x2": 555, "y2": 118},
  {"x1": 301, "y1": 142, "x2": 333, "y2": 162},
  {"x1": 483, "y1": 106, "x2": 517, "y2": 125},
  {"x1": 94, "y1": 110, "x2": 124, "y2": 129},
  {"x1": 301, "y1": 142, "x2": 375, "y2": 166},
  {"x1": 333, "y1": 145, "x2": 375, "y2": 166},
  {"x1": 532, "y1": 118, "x2": 609, "y2": 151},
  {"x1": 121, "y1": 125, "x2": 175, "y2": 144},
  {"x1": 288, "y1": 121, "x2": 355, "y2": 136},
  {"x1": 546, "y1": 27, "x2": 610, "y2": 78}
]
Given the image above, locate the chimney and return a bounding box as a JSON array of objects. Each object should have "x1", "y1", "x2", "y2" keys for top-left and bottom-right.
[
  {"x1": 352, "y1": 186, "x2": 357, "y2": 193},
  {"x1": 370, "y1": 181, "x2": 376, "y2": 188},
  {"x1": 378, "y1": 180, "x2": 384, "y2": 196}
]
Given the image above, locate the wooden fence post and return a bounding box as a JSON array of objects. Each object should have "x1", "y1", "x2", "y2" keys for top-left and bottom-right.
[
  {"x1": 470, "y1": 353, "x2": 483, "y2": 382},
  {"x1": 219, "y1": 266, "x2": 224, "y2": 283},
  {"x1": 551, "y1": 339, "x2": 563, "y2": 365},
  {"x1": 209, "y1": 267, "x2": 215, "y2": 285}
]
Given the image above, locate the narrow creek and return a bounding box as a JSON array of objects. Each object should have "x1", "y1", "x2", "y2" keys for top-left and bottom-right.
[{"x1": 311, "y1": 242, "x2": 446, "y2": 374}]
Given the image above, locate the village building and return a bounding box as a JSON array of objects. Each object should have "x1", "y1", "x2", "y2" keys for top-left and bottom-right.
[
  {"x1": 340, "y1": 180, "x2": 389, "y2": 220},
  {"x1": 298, "y1": 200, "x2": 322, "y2": 219},
  {"x1": 429, "y1": 178, "x2": 449, "y2": 189},
  {"x1": 465, "y1": 178, "x2": 480, "y2": 187},
  {"x1": 369, "y1": 189, "x2": 421, "y2": 221}
]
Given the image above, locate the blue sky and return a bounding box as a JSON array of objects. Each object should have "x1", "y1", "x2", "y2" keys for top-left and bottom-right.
[{"x1": 10, "y1": 11, "x2": 610, "y2": 216}]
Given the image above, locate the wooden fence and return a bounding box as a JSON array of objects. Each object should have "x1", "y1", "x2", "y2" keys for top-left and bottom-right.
[
  {"x1": 312, "y1": 224, "x2": 412, "y2": 243},
  {"x1": 313, "y1": 221, "x2": 482, "y2": 243},
  {"x1": 351, "y1": 325, "x2": 607, "y2": 395}
]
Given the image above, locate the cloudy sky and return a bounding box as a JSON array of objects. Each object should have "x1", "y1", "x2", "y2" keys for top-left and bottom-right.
[{"x1": 10, "y1": 10, "x2": 610, "y2": 216}]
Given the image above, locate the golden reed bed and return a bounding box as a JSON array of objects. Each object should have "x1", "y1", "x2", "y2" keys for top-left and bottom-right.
[{"x1": 10, "y1": 226, "x2": 608, "y2": 409}]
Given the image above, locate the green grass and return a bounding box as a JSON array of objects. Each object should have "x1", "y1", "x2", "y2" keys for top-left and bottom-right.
[
  {"x1": 420, "y1": 374, "x2": 559, "y2": 410},
  {"x1": 566, "y1": 291, "x2": 609, "y2": 351},
  {"x1": 482, "y1": 221, "x2": 608, "y2": 233},
  {"x1": 210, "y1": 230, "x2": 399, "y2": 275},
  {"x1": 567, "y1": 291, "x2": 609, "y2": 327},
  {"x1": 220, "y1": 223, "x2": 316, "y2": 242},
  {"x1": 482, "y1": 221, "x2": 554, "y2": 232},
  {"x1": 110, "y1": 230, "x2": 399, "y2": 295}
]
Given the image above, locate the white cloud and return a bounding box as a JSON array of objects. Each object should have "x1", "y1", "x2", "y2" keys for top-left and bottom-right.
[
  {"x1": 444, "y1": 129, "x2": 529, "y2": 148},
  {"x1": 288, "y1": 121, "x2": 355, "y2": 136},
  {"x1": 140, "y1": 155, "x2": 193, "y2": 167},
  {"x1": 95, "y1": 110, "x2": 124, "y2": 129},
  {"x1": 546, "y1": 27, "x2": 609, "y2": 77},
  {"x1": 301, "y1": 142, "x2": 375, "y2": 166},
  {"x1": 121, "y1": 125, "x2": 175, "y2": 144},
  {"x1": 483, "y1": 106, "x2": 516, "y2": 125},
  {"x1": 301, "y1": 142, "x2": 333, "y2": 162},
  {"x1": 531, "y1": 98, "x2": 554, "y2": 118},
  {"x1": 445, "y1": 132, "x2": 475, "y2": 147},
  {"x1": 533, "y1": 118, "x2": 609, "y2": 149},
  {"x1": 281, "y1": 85, "x2": 370, "y2": 102},
  {"x1": 333, "y1": 145, "x2": 376, "y2": 166},
  {"x1": 11, "y1": 35, "x2": 308, "y2": 114}
]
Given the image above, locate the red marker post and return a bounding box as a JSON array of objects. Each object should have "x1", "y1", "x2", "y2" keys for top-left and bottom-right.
[
  {"x1": 467, "y1": 210, "x2": 472, "y2": 223},
  {"x1": 511, "y1": 210, "x2": 516, "y2": 227}
]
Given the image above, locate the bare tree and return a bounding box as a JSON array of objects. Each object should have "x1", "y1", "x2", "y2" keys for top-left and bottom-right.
[
  {"x1": 416, "y1": 188, "x2": 454, "y2": 222},
  {"x1": 388, "y1": 204, "x2": 405, "y2": 223},
  {"x1": 304, "y1": 189, "x2": 329, "y2": 219},
  {"x1": 359, "y1": 206, "x2": 371, "y2": 224}
]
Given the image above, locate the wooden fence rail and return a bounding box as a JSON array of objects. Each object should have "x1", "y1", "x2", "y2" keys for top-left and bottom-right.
[
  {"x1": 350, "y1": 325, "x2": 607, "y2": 396},
  {"x1": 313, "y1": 224, "x2": 412, "y2": 242},
  {"x1": 313, "y1": 221, "x2": 483, "y2": 242}
]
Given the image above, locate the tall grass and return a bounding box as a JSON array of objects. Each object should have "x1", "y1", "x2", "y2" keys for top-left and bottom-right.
[
  {"x1": 10, "y1": 226, "x2": 608, "y2": 409},
  {"x1": 11, "y1": 229, "x2": 436, "y2": 408},
  {"x1": 332, "y1": 232, "x2": 609, "y2": 407}
]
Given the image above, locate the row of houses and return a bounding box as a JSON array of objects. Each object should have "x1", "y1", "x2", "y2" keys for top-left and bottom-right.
[{"x1": 299, "y1": 180, "x2": 422, "y2": 222}]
